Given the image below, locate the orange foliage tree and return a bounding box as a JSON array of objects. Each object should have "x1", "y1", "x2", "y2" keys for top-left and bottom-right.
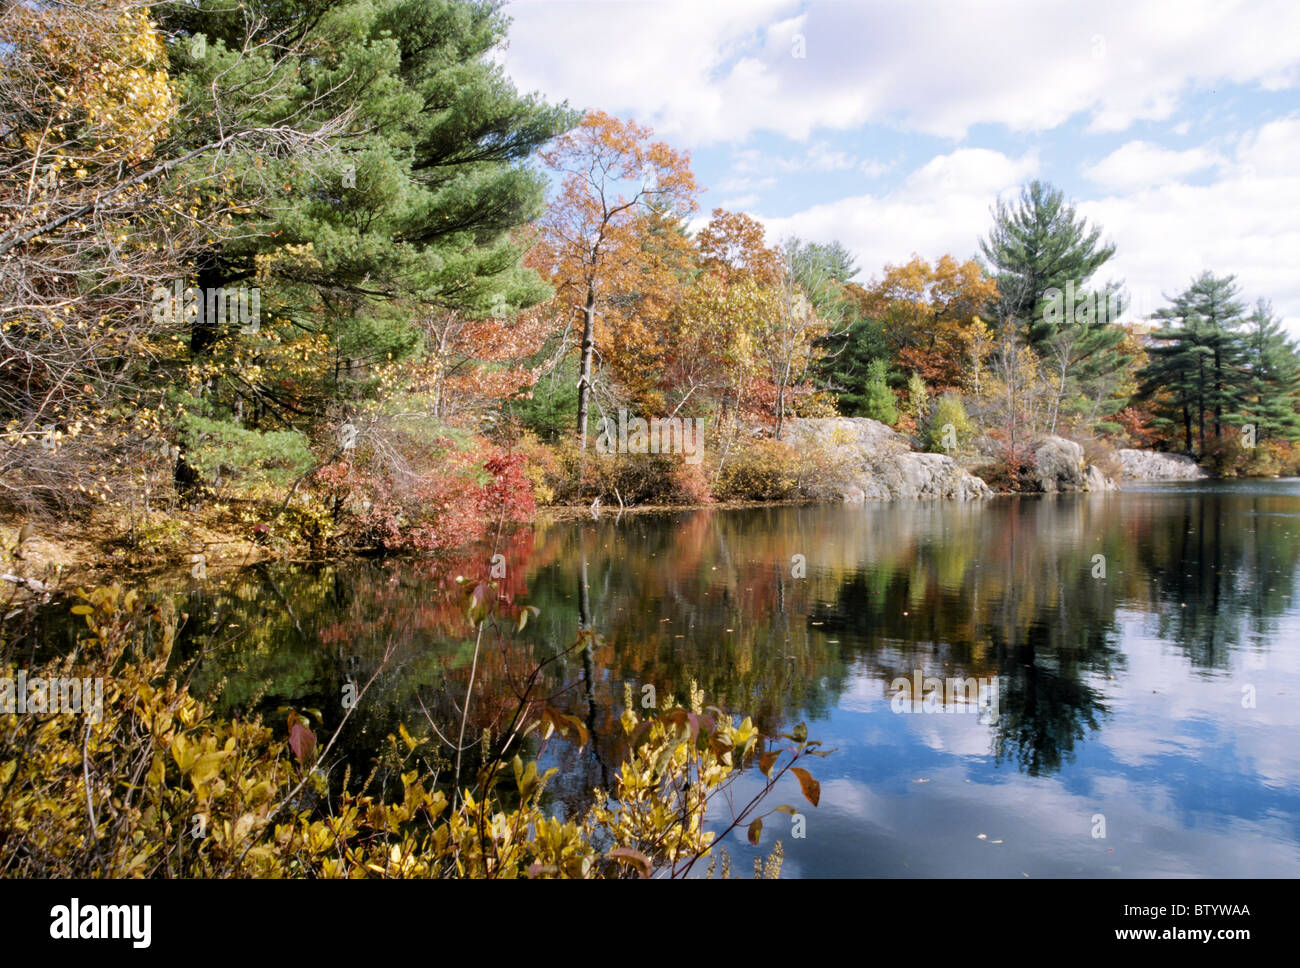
[
  {"x1": 405, "y1": 305, "x2": 554, "y2": 424},
  {"x1": 660, "y1": 209, "x2": 780, "y2": 424},
  {"x1": 533, "y1": 111, "x2": 697, "y2": 448},
  {"x1": 858, "y1": 255, "x2": 997, "y2": 393},
  {"x1": 696, "y1": 208, "x2": 782, "y2": 286}
]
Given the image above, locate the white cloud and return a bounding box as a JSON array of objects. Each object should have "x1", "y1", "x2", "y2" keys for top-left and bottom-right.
[
  {"x1": 1084, "y1": 141, "x2": 1223, "y2": 193},
  {"x1": 1081, "y1": 118, "x2": 1300, "y2": 332},
  {"x1": 859, "y1": 157, "x2": 896, "y2": 178},
  {"x1": 716, "y1": 173, "x2": 777, "y2": 194},
  {"x1": 756, "y1": 120, "x2": 1300, "y2": 336},
  {"x1": 756, "y1": 147, "x2": 1040, "y2": 276},
  {"x1": 501, "y1": 0, "x2": 1300, "y2": 142},
  {"x1": 720, "y1": 192, "x2": 761, "y2": 210},
  {"x1": 801, "y1": 142, "x2": 856, "y2": 171}
]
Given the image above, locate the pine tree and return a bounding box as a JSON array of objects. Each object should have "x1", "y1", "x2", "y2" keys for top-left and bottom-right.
[
  {"x1": 861, "y1": 358, "x2": 899, "y2": 425},
  {"x1": 1042, "y1": 286, "x2": 1132, "y2": 433},
  {"x1": 1241, "y1": 299, "x2": 1300, "y2": 444},
  {"x1": 815, "y1": 316, "x2": 889, "y2": 415},
  {"x1": 160, "y1": 0, "x2": 577, "y2": 412},
  {"x1": 1136, "y1": 324, "x2": 1205, "y2": 454},
  {"x1": 979, "y1": 181, "x2": 1130, "y2": 436},
  {"x1": 979, "y1": 180, "x2": 1117, "y2": 351},
  {"x1": 1137, "y1": 272, "x2": 1248, "y2": 454}
]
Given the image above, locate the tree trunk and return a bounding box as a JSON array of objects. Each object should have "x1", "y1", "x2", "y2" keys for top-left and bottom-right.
[
  {"x1": 190, "y1": 255, "x2": 222, "y2": 357},
  {"x1": 576, "y1": 287, "x2": 595, "y2": 451},
  {"x1": 774, "y1": 337, "x2": 795, "y2": 440},
  {"x1": 1213, "y1": 346, "x2": 1223, "y2": 440}
]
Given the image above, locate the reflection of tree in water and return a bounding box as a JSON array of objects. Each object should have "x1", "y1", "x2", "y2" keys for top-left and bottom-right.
[
  {"x1": 989, "y1": 622, "x2": 1110, "y2": 777},
  {"x1": 41, "y1": 482, "x2": 1299, "y2": 799},
  {"x1": 1134, "y1": 492, "x2": 1300, "y2": 670},
  {"x1": 812, "y1": 495, "x2": 1126, "y2": 776}
]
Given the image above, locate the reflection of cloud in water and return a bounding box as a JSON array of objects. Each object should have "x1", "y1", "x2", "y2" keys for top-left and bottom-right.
[
  {"x1": 721, "y1": 762, "x2": 1300, "y2": 877},
  {"x1": 1101, "y1": 612, "x2": 1300, "y2": 793}
]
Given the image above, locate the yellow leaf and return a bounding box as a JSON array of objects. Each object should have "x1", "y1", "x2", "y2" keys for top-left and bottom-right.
[
  {"x1": 398, "y1": 723, "x2": 416, "y2": 752},
  {"x1": 189, "y1": 750, "x2": 229, "y2": 784}
]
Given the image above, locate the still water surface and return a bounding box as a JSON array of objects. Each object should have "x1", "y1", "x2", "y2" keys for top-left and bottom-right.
[{"x1": 62, "y1": 480, "x2": 1300, "y2": 876}]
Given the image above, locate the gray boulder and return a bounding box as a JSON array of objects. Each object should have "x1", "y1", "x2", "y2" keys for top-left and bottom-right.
[
  {"x1": 1033, "y1": 436, "x2": 1086, "y2": 492},
  {"x1": 784, "y1": 417, "x2": 993, "y2": 501},
  {"x1": 1116, "y1": 448, "x2": 1208, "y2": 481},
  {"x1": 1031, "y1": 435, "x2": 1117, "y2": 492},
  {"x1": 1085, "y1": 463, "x2": 1118, "y2": 492}
]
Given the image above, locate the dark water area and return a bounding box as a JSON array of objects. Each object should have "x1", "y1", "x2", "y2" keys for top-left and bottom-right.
[{"x1": 30, "y1": 480, "x2": 1300, "y2": 876}]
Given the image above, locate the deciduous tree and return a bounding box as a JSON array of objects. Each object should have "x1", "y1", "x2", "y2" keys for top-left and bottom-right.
[{"x1": 534, "y1": 111, "x2": 697, "y2": 450}]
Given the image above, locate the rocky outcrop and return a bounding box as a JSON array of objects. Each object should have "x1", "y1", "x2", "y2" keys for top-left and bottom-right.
[
  {"x1": 1116, "y1": 448, "x2": 1208, "y2": 481},
  {"x1": 1031, "y1": 435, "x2": 1117, "y2": 492},
  {"x1": 785, "y1": 417, "x2": 993, "y2": 501},
  {"x1": 1085, "y1": 464, "x2": 1117, "y2": 492},
  {"x1": 1032, "y1": 436, "x2": 1086, "y2": 492}
]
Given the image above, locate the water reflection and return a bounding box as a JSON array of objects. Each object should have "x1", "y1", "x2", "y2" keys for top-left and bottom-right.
[{"x1": 41, "y1": 480, "x2": 1300, "y2": 875}]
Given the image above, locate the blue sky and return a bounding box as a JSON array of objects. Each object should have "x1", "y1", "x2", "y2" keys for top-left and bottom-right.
[{"x1": 499, "y1": 0, "x2": 1300, "y2": 332}]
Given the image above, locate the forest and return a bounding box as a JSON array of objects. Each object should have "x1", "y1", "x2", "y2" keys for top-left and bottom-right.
[{"x1": 3, "y1": 0, "x2": 1300, "y2": 576}]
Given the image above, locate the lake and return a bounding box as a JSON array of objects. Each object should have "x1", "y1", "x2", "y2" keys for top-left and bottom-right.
[{"x1": 42, "y1": 479, "x2": 1300, "y2": 877}]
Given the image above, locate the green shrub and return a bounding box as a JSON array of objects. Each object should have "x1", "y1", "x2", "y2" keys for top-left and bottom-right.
[
  {"x1": 922, "y1": 394, "x2": 975, "y2": 454},
  {"x1": 860, "y1": 359, "x2": 898, "y2": 426},
  {"x1": 181, "y1": 415, "x2": 314, "y2": 498}
]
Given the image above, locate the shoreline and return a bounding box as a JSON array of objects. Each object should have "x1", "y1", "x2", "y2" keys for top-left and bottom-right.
[{"x1": 2, "y1": 471, "x2": 1262, "y2": 596}]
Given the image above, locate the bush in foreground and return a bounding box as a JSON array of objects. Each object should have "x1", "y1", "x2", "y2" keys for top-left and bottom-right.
[{"x1": 0, "y1": 587, "x2": 827, "y2": 878}]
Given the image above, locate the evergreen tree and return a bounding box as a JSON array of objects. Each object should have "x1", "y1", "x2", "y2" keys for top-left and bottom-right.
[
  {"x1": 1241, "y1": 299, "x2": 1300, "y2": 444},
  {"x1": 1136, "y1": 321, "x2": 1205, "y2": 454},
  {"x1": 979, "y1": 181, "x2": 1130, "y2": 435},
  {"x1": 1042, "y1": 286, "x2": 1133, "y2": 433},
  {"x1": 979, "y1": 180, "x2": 1117, "y2": 350},
  {"x1": 159, "y1": 0, "x2": 577, "y2": 417},
  {"x1": 814, "y1": 316, "x2": 889, "y2": 415},
  {"x1": 861, "y1": 358, "x2": 898, "y2": 425},
  {"x1": 1138, "y1": 272, "x2": 1248, "y2": 454},
  {"x1": 787, "y1": 238, "x2": 857, "y2": 329}
]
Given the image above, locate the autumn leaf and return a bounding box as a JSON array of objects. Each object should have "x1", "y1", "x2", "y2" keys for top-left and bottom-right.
[
  {"x1": 607, "y1": 847, "x2": 652, "y2": 878},
  {"x1": 791, "y1": 767, "x2": 820, "y2": 807},
  {"x1": 289, "y1": 722, "x2": 316, "y2": 765}
]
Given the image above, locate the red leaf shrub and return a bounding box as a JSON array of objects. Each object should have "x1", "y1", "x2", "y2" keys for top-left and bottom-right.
[
  {"x1": 978, "y1": 442, "x2": 1039, "y2": 492},
  {"x1": 313, "y1": 440, "x2": 535, "y2": 553}
]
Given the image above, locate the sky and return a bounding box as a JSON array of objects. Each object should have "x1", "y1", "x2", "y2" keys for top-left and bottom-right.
[{"x1": 497, "y1": 0, "x2": 1300, "y2": 333}]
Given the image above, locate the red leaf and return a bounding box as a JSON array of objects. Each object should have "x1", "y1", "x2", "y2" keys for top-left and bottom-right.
[
  {"x1": 791, "y1": 766, "x2": 820, "y2": 807},
  {"x1": 289, "y1": 722, "x2": 316, "y2": 765}
]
